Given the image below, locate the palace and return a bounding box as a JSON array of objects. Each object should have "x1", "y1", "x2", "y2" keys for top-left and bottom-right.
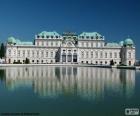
[{"x1": 5, "y1": 31, "x2": 135, "y2": 65}]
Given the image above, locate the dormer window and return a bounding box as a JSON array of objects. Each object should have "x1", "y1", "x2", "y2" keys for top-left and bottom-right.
[
  {"x1": 96, "y1": 36, "x2": 98, "y2": 39},
  {"x1": 91, "y1": 36, "x2": 94, "y2": 39},
  {"x1": 86, "y1": 36, "x2": 89, "y2": 39},
  {"x1": 42, "y1": 36, "x2": 44, "y2": 38},
  {"x1": 37, "y1": 35, "x2": 40, "y2": 38},
  {"x1": 46, "y1": 36, "x2": 49, "y2": 38},
  {"x1": 56, "y1": 36, "x2": 58, "y2": 38},
  {"x1": 82, "y1": 36, "x2": 84, "y2": 39},
  {"x1": 51, "y1": 36, "x2": 53, "y2": 39}
]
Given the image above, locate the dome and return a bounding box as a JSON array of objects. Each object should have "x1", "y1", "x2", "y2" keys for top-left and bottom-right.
[
  {"x1": 119, "y1": 41, "x2": 124, "y2": 46},
  {"x1": 7, "y1": 37, "x2": 16, "y2": 44},
  {"x1": 124, "y1": 38, "x2": 134, "y2": 46}
]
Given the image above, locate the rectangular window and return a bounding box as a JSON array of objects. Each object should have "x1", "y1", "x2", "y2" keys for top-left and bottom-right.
[
  {"x1": 23, "y1": 50, "x2": 25, "y2": 57},
  {"x1": 27, "y1": 50, "x2": 30, "y2": 57},
  {"x1": 37, "y1": 51, "x2": 39, "y2": 58},
  {"x1": 41, "y1": 51, "x2": 44, "y2": 57},
  {"x1": 95, "y1": 51, "x2": 98, "y2": 58},
  {"x1": 110, "y1": 52, "x2": 112, "y2": 58},
  {"x1": 51, "y1": 42, "x2": 53, "y2": 46},
  {"x1": 105, "y1": 52, "x2": 107, "y2": 58},
  {"x1": 82, "y1": 42, "x2": 84, "y2": 47},
  {"x1": 129, "y1": 52, "x2": 131, "y2": 58},
  {"x1": 51, "y1": 51, "x2": 53, "y2": 57},
  {"x1": 32, "y1": 50, "x2": 34, "y2": 57},
  {"x1": 86, "y1": 51, "x2": 88, "y2": 58},
  {"x1": 81, "y1": 51, "x2": 84, "y2": 58},
  {"x1": 91, "y1": 51, "x2": 93, "y2": 58},
  {"x1": 114, "y1": 52, "x2": 117, "y2": 58},
  {"x1": 100, "y1": 51, "x2": 103, "y2": 58},
  {"x1": 46, "y1": 51, "x2": 48, "y2": 57},
  {"x1": 18, "y1": 50, "x2": 20, "y2": 57}
]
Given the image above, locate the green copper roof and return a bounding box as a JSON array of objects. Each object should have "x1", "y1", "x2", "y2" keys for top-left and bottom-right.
[
  {"x1": 7, "y1": 37, "x2": 16, "y2": 43},
  {"x1": 7, "y1": 37, "x2": 33, "y2": 45},
  {"x1": 124, "y1": 38, "x2": 134, "y2": 46},
  {"x1": 119, "y1": 41, "x2": 124, "y2": 46},
  {"x1": 38, "y1": 31, "x2": 60, "y2": 37},
  {"x1": 16, "y1": 41, "x2": 33, "y2": 45},
  {"x1": 106, "y1": 42, "x2": 120, "y2": 47},
  {"x1": 78, "y1": 32, "x2": 103, "y2": 39}
]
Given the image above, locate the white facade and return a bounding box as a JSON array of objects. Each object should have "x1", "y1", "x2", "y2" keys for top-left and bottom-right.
[{"x1": 6, "y1": 31, "x2": 135, "y2": 66}]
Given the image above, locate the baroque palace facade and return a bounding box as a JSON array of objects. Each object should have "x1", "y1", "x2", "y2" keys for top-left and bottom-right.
[{"x1": 6, "y1": 31, "x2": 135, "y2": 65}]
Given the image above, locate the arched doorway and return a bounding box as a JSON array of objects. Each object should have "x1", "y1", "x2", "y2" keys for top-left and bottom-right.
[
  {"x1": 73, "y1": 53, "x2": 77, "y2": 62},
  {"x1": 8, "y1": 59, "x2": 11, "y2": 64},
  {"x1": 67, "y1": 53, "x2": 72, "y2": 62},
  {"x1": 129, "y1": 61, "x2": 131, "y2": 65},
  {"x1": 62, "y1": 53, "x2": 66, "y2": 62}
]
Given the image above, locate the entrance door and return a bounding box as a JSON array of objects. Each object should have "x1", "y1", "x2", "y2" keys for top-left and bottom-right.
[
  {"x1": 62, "y1": 54, "x2": 66, "y2": 62},
  {"x1": 73, "y1": 54, "x2": 77, "y2": 62},
  {"x1": 67, "y1": 54, "x2": 72, "y2": 62},
  {"x1": 8, "y1": 59, "x2": 11, "y2": 64}
]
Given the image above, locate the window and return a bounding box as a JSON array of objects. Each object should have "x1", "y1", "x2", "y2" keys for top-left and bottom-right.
[
  {"x1": 8, "y1": 49, "x2": 11, "y2": 56},
  {"x1": 86, "y1": 36, "x2": 89, "y2": 39},
  {"x1": 81, "y1": 51, "x2": 84, "y2": 58},
  {"x1": 95, "y1": 51, "x2": 98, "y2": 58},
  {"x1": 114, "y1": 52, "x2": 117, "y2": 58},
  {"x1": 32, "y1": 51, "x2": 34, "y2": 57},
  {"x1": 91, "y1": 36, "x2": 94, "y2": 39},
  {"x1": 91, "y1": 51, "x2": 93, "y2": 58},
  {"x1": 23, "y1": 50, "x2": 25, "y2": 57},
  {"x1": 18, "y1": 50, "x2": 20, "y2": 57},
  {"x1": 42, "y1": 41, "x2": 44, "y2": 46},
  {"x1": 105, "y1": 52, "x2": 107, "y2": 58},
  {"x1": 37, "y1": 51, "x2": 39, "y2": 58},
  {"x1": 105, "y1": 61, "x2": 107, "y2": 64},
  {"x1": 27, "y1": 50, "x2": 30, "y2": 57},
  {"x1": 42, "y1": 36, "x2": 44, "y2": 38},
  {"x1": 82, "y1": 36, "x2": 84, "y2": 39},
  {"x1": 56, "y1": 36, "x2": 58, "y2": 38},
  {"x1": 51, "y1": 36, "x2": 53, "y2": 39},
  {"x1": 56, "y1": 42, "x2": 58, "y2": 46},
  {"x1": 82, "y1": 42, "x2": 84, "y2": 47},
  {"x1": 129, "y1": 52, "x2": 131, "y2": 58},
  {"x1": 100, "y1": 51, "x2": 103, "y2": 58},
  {"x1": 51, "y1": 51, "x2": 53, "y2": 57},
  {"x1": 37, "y1": 35, "x2": 40, "y2": 38},
  {"x1": 86, "y1": 42, "x2": 88, "y2": 47},
  {"x1": 91, "y1": 42, "x2": 93, "y2": 47},
  {"x1": 14, "y1": 50, "x2": 16, "y2": 56},
  {"x1": 86, "y1": 51, "x2": 89, "y2": 58},
  {"x1": 96, "y1": 42, "x2": 98, "y2": 47},
  {"x1": 46, "y1": 42, "x2": 48, "y2": 46},
  {"x1": 51, "y1": 42, "x2": 53, "y2": 46},
  {"x1": 46, "y1": 36, "x2": 49, "y2": 38},
  {"x1": 46, "y1": 51, "x2": 48, "y2": 57},
  {"x1": 41, "y1": 51, "x2": 44, "y2": 57},
  {"x1": 110, "y1": 52, "x2": 112, "y2": 58}
]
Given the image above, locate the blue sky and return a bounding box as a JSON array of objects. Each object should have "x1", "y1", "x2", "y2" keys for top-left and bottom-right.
[{"x1": 0, "y1": 0, "x2": 140, "y2": 58}]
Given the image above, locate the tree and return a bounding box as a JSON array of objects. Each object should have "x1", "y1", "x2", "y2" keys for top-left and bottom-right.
[
  {"x1": 110, "y1": 60, "x2": 114, "y2": 66},
  {"x1": 25, "y1": 58, "x2": 30, "y2": 64},
  {"x1": 0, "y1": 43, "x2": 5, "y2": 58}
]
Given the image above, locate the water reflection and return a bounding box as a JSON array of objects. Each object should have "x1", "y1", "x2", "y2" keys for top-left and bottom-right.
[{"x1": 0, "y1": 66, "x2": 135, "y2": 101}]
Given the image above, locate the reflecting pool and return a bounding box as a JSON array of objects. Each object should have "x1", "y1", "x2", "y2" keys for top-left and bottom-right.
[{"x1": 0, "y1": 66, "x2": 140, "y2": 116}]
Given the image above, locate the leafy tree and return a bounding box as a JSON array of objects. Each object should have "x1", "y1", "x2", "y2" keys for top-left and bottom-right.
[
  {"x1": 0, "y1": 43, "x2": 5, "y2": 58},
  {"x1": 25, "y1": 58, "x2": 30, "y2": 64},
  {"x1": 110, "y1": 60, "x2": 114, "y2": 66}
]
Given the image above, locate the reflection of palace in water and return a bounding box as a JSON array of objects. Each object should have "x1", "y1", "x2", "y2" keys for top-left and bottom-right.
[{"x1": 3, "y1": 66, "x2": 135, "y2": 101}]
